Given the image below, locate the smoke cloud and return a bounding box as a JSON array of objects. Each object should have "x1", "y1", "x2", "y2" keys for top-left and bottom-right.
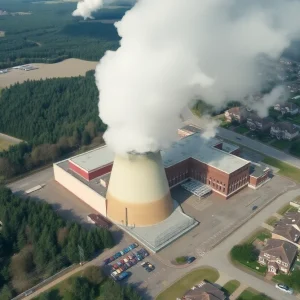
[{"x1": 89, "y1": 0, "x2": 300, "y2": 154}]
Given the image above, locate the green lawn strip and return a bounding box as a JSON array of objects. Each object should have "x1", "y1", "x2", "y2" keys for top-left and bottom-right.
[
  {"x1": 262, "y1": 156, "x2": 300, "y2": 183},
  {"x1": 221, "y1": 280, "x2": 240, "y2": 296},
  {"x1": 271, "y1": 139, "x2": 291, "y2": 150},
  {"x1": 244, "y1": 228, "x2": 271, "y2": 244},
  {"x1": 265, "y1": 216, "x2": 278, "y2": 226},
  {"x1": 237, "y1": 287, "x2": 271, "y2": 300},
  {"x1": 232, "y1": 259, "x2": 267, "y2": 276},
  {"x1": 277, "y1": 204, "x2": 298, "y2": 215},
  {"x1": 156, "y1": 267, "x2": 219, "y2": 300},
  {"x1": 235, "y1": 126, "x2": 249, "y2": 134}
]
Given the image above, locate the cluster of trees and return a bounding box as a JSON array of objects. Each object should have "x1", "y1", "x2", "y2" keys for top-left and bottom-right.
[
  {"x1": 0, "y1": 0, "x2": 127, "y2": 68},
  {"x1": 37, "y1": 266, "x2": 142, "y2": 300},
  {"x1": 0, "y1": 187, "x2": 114, "y2": 298},
  {"x1": 0, "y1": 71, "x2": 106, "y2": 180}
]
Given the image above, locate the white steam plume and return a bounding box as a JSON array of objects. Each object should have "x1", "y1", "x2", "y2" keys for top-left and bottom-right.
[
  {"x1": 72, "y1": 0, "x2": 136, "y2": 20},
  {"x1": 250, "y1": 86, "x2": 288, "y2": 118},
  {"x1": 72, "y1": 0, "x2": 104, "y2": 19},
  {"x1": 92, "y1": 0, "x2": 300, "y2": 154}
]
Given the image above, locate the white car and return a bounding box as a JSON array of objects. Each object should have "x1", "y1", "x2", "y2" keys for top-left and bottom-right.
[{"x1": 275, "y1": 283, "x2": 293, "y2": 294}]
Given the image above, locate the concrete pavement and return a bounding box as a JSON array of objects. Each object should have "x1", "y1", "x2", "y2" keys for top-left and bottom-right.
[
  {"x1": 230, "y1": 283, "x2": 248, "y2": 300},
  {"x1": 198, "y1": 188, "x2": 300, "y2": 300}
]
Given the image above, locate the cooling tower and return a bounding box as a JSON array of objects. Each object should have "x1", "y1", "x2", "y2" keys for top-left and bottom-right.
[{"x1": 106, "y1": 152, "x2": 174, "y2": 227}]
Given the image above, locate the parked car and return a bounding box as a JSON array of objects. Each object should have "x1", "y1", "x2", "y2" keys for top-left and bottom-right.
[
  {"x1": 116, "y1": 271, "x2": 131, "y2": 281},
  {"x1": 252, "y1": 205, "x2": 258, "y2": 211},
  {"x1": 103, "y1": 258, "x2": 110, "y2": 265},
  {"x1": 141, "y1": 262, "x2": 155, "y2": 272},
  {"x1": 187, "y1": 256, "x2": 196, "y2": 264},
  {"x1": 275, "y1": 284, "x2": 293, "y2": 294}
]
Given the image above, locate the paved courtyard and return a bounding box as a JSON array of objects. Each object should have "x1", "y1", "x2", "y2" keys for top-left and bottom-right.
[{"x1": 158, "y1": 174, "x2": 296, "y2": 262}]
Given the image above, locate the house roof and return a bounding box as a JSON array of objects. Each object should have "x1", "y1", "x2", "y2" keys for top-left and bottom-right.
[
  {"x1": 271, "y1": 121, "x2": 298, "y2": 134},
  {"x1": 278, "y1": 212, "x2": 300, "y2": 228},
  {"x1": 227, "y1": 106, "x2": 247, "y2": 116},
  {"x1": 273, "y1": 225, "x2": 300, "y2": 243},
  {"x1": 182, "y1": 281, "x2": 226, "y2": 300},
  {"x1": 247, "y1": 113, "x2": 273, "y2": 125},
  {"x1": 261, "y1": 239, "x2": 298, "y2": 265}
]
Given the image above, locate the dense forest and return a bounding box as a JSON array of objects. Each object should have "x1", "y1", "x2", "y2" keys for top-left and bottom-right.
[
  {"x1": 0, "y1": 71, "x2": 106, "y2": 180},
  {"x1": 0, "y1": 186, "x2": 114, "y2": 298},
  {"x1": 0, "y1": 0, "x2": 130, "y2": 68},
  {"x1": 34, "y1": 266, "x2": 143, "y2": 300}
]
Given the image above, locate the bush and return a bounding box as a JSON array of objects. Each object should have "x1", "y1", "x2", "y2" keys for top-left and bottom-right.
[
  {"x1": 175, "y1": 256, "x2": 187, "y2": 264},
  {"x1": 230, "y1": 244, "x2": 258, "y2": 263}
]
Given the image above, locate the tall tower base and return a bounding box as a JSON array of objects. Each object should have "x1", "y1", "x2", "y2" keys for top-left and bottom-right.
[{"x1": 106, "y1": 152, "x2": 173, "y2": 227}]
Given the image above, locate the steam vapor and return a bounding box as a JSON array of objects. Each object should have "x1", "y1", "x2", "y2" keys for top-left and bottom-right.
[
  {"x1": 73, "y1": 0, "x2": 300, "y2": 154},
  {"x1": 72, "y1": 0, "x2": 104, "y2": 19}
]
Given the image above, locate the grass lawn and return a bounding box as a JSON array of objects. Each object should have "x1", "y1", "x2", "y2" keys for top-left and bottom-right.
[
  {"x1": 263, "y1": 156, "x2": 300, "y2": 184},
  {"x1": 235, "y1": 126, "x2": 249, "y2": 134},
  {"x1": 156, "y1": 267, "x2": 219, "y2": 300},
  {"x1": 245, "y1": 228, "x2": 271, "y2": 244},
  {"x1": 265, "y1": 216, "x2": 278, "y2": 226},
  {"x1": 222, "y1": 280, "x2": 240, "y2": 296},
  {"x1": 238, "y1": 288, "x2": 271, "y2": 300},
  {"x1": 271, "y1": 139, "x2": 292, "y2": 150},
  {"x1": 237, "y1": 260, "x2": 267, "y2": 276},
  {"x1": 277, "y1": 204, "x2": 298, "y2": 215}
]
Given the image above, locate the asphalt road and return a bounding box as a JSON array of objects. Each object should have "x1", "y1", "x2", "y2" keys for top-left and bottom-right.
[
  {"x1": 8, "y1": 167, "x2": 54, "y2": 193},
  {"x1": 185, "y1": 115, "x2": 300, "y2": 169}
]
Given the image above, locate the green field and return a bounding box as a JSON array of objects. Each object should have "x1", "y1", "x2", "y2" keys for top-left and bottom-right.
[
  {"x1": 156, "y1": 267, "x2": 219, "y2": 300},
  {"x1": 263, "y1": 156, "x2": 300, "y2": 183},
  {"x1": 237, "y1": 288, "x2": 271, "y2": 300},
  {"x1": 222, "y1": 280, "x2": 240, "y2": 296}
]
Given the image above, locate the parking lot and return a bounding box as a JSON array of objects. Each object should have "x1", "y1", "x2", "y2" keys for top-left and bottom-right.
[{"x1": 158, "y1": 174, "x2": 296, "y2": 262}]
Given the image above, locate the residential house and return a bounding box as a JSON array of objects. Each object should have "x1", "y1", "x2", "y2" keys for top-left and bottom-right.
[
  {"x1": 258, "y1": 239, "x2": 298, "y2": 274},
  {"x1": 276, "y1": 212, "x2": 300, "y2": 232},
  {"x1": 181, "y1": 281, "x2": 226, "y2": 300},
  {"x1": 274, "y1": 103, "x2": 299, "y2": 115},
  {"x1": 224, "y1": 106, "x2": 248, "y2": 123},
  {"x1": 272, "y1": 225, "x2": 300, "y2": 249},
  {"x1": 270, "y1": 122, "x2": 299, "y2": 140},
  {"x1": 246, "y1": 113, "x2": 274, "y2": 132}
]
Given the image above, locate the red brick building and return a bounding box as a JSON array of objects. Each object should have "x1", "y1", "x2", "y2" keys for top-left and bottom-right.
[{"x1": 56, "y1": 131, "x2": 270, "y2": 201}]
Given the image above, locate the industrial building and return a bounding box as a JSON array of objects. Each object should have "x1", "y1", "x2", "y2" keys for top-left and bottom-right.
[{"x1": 54, "y1": 129, "x2": 270, "y2": 251}]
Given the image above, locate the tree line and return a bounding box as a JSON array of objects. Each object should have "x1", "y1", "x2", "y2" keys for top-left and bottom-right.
[
  {"x1": 0, "y1": 186, "x2": 114, "y2": 299},
  {"x1": 0, "y1": 1, "x2": 124, "y2": 69},
  {"x1": 35, "y1": 266, "x2": 142, "y2": 300},
  {"x1": 0, "y1": 71, "x2": 106, "y2": 180}
]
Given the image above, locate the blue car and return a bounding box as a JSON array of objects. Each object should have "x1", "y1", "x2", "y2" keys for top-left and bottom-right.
[{"x1": 187, "y1": 256, "x2": 196, "y2": 264}]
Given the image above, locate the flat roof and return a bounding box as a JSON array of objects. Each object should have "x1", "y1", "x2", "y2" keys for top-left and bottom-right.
[
  {"x1": 70, "y1": 145, "x2": 115, "y2": 172},
  {"x1": 162, "y1": 133, "x2": 249, "y2": 173},
  {"x1": 67, "y1": 133, "x2": 249, "y2": 174}
]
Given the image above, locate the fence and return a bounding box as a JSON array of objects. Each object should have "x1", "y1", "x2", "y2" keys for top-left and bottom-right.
[{"x1": 12, "y1": 264, "x2": 77, "y2": 300}]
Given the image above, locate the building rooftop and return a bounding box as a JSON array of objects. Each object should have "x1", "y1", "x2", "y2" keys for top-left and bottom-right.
[
  {"x1": 250, "y1": 163, "x2": 270, "y2": 178},
  {"x1": 69, "y1": 145, "x2": 115, "y2": 172},
  {"x1": 261, "y1": 239, "x2": 298, "y2": 265},
  {"x1": 162, "y1": 133, "x2": 250, "y2": 173},
  {"x1": 66, "y1": 133, "x2": 249, "y2": 175}
]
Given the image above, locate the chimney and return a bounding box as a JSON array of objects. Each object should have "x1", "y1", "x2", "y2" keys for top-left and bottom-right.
[{"x1": 106, "y1": 151, "x2": 174, "y2": 226}]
